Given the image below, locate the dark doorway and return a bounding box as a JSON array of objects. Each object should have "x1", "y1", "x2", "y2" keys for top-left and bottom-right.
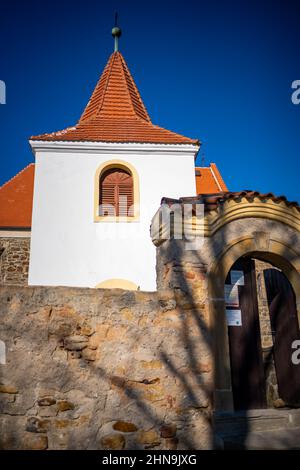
[
  {"x1": 264, "y1": 269, "x2": 300, "y2": 407},
  {"x1": 225, "y1": 257, "x2": 266, "y2": 410},
  {"x1": 225, "y1": 256, "x2": 300, "y2": 411}
]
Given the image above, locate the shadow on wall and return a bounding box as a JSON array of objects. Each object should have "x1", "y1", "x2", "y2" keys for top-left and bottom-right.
[
  {"x1": 157, "y1": 198, "x2": 299, "y2": 449},
  {"x1": 1, "y1": 210, "x2": 300, "y2": 449}
]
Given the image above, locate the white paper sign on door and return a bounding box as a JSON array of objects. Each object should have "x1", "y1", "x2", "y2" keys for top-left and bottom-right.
[
  {"x1": 224, "y1": 284, "x2": 239, "y2": 307},
  {"x1": 226, "y1": 309, "x2": 242, "y2": 326},
  {"x1": 230, "y1": 270, "x2": 245, "y2": 286}
]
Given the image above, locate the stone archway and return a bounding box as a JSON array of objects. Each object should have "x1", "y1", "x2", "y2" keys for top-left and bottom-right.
[
  {"x1": 152, "y1": 192, "x2": 300, "y2": 418},
  {"x1": 208, "y1": 235, "x2": 300, "y2": 411}
]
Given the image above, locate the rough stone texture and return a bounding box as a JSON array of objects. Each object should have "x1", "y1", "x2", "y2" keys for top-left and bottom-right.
[
  {"x1": 155, "y1": 215, "x2": 300, "y2": 418},
  {"x1": 1, "y1": 212, "x2": 299, "y2": 449},
  {"x1": 0, "y1": 285, "x2": 213, "y2": 450},
  {"x1": 0, "y1": 238, "x2": 30, "y2": 286}
]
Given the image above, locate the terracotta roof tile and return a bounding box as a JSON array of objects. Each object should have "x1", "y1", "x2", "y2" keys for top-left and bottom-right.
[
  {"x1": 79, "y1": 51, "x2": 150, "y2": 123},
  {"x1": 31, "y1": 52, "x2": 198, "y2": 146},
  {"x1": 0, "y1": 164, "x2": 35, "y2": 228},
  {"x1": 195, "y1": 163, "x2": 228, "y2": 194},
  {"x1": 162, "y1": 190, "x2": 300, "y2": 213}
]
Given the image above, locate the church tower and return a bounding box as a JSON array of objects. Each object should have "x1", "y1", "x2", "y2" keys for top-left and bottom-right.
[{"x1": 28, "y1": 25, "x2": 199, "y2": 290}]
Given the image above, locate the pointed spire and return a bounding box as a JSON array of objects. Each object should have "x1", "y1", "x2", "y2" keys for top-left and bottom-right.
[
  {"x1": 79, "y1": 51, "x2": 151, "y2": 123},
  {"x1": 112, "y1": 12, "x2": 122, "y2": 52},
  {"x1": 30, "y1": 45, "x2": 199, "y2": 145}
]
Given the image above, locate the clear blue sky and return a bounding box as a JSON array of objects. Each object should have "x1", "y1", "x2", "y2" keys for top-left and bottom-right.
[{"x1": 0, "y1": 0, "x2": 299, "y2": 201}]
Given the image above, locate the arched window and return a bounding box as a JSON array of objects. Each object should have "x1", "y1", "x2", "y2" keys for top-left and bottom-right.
[
  {"x1": 99, "y1": 167, "x2": 134, "y2": 217},
  {"x1": 94, "y1": 160, "x2": 139, "y2": 222}
]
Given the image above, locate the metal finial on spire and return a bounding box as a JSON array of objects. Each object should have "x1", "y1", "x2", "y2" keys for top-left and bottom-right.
[{"x1": 112, "y1": 11, "x2": 122, "y2": 52}]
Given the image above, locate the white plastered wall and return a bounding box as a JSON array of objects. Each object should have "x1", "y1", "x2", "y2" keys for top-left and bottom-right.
[{"x1": 28, "y1": 141, "x2": 198, "y2": 291}]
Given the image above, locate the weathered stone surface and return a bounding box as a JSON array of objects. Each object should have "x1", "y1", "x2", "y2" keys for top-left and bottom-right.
[
  {"x1": 78, "y1": 324, "x2": 94, "y2": 336},
  {"x1": 48, "y1": 307, "x2": 78, "y2": 337},
  {"x1": 160, "y1": 423, "x2": 177, "y2": 438},
  {"x1": 0, "y1": 384, "x2": 18, "y2": 394},
  {"x1": 57, "y1": 400, "x2": 75, "y2": 412},
  {"x1": 81, "y1": 348, "x2": 97, "y2": 361},
  {"x1": 164, "y1": 437, "x2": 178, "y2": 449},
  {"x1": 121, "y1": 308, "x2": 134, "y2": 321},
  {"x1": 38, "y1": 397, "x2": 56, "y2": 406},
  {"x1": 38, "y1": 406, "x2": 58, "y2": 418},
  {"x1": 0, "y1": 285, "x2": 213, "y2": 450},
  {"x1": 101, "y1": 433, "x2": 125, "y2": 450},
  {"x1": 140, "y1": 360, "x2": 162, "y2": 370},
  {"x1": 137, "y1": 429, "x2": 160, "y2": 445},
  {"x1": 64, "y1": 335, "x2": 88, "y2": 351},
  {"x1": 26, "y1": 417, "x2": 49, "y2": 433},
  {"x1": 1, "y1": 209, "x2": 300, "y2": 450},
  {"x1": 22, "y1": 433, "x2": 48, "y2": 450},
  {"x1": 113, "y1": 421, "x2": 138, "y2": 433},
  {"x1": 110, "y1": 375, "x2": 125, "y2": 389}
]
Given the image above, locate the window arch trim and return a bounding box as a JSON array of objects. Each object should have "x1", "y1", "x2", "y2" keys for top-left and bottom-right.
[{"x1": 94, "y1": 159, "x2": 140, "y2": 222}]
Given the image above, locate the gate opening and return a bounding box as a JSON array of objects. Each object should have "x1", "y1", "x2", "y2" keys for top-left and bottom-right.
[{"x1": 225, "y1": 256, "x2": 300, "y2": 411}]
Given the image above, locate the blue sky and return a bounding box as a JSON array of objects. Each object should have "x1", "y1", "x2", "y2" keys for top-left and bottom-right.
[{"x1": 0, "y1": 0, "x2": 299, "y2": 201}]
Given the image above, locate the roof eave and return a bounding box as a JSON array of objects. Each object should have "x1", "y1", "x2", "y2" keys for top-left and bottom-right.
[{"x1": 29, "y1": 139, "x2": 200, "y2": 156}]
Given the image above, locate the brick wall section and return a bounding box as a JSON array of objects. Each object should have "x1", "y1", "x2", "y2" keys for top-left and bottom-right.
[
  {"x1": 0, "y1": 286, "x2": 213, "y2": 450},
  {"x1": 0, "y1": 238, "x2": 30, "y2": 286}
]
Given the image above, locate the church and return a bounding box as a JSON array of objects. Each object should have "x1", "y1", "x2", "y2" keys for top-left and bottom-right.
[
  {"x1": 1, "y1": 25, "x2": 300, "y2": 451},
  {"x1": 0, "y1": 26, "x2": 227, "y2": 291}
]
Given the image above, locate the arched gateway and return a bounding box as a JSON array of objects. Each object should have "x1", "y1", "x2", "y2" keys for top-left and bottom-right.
[{"x1": 152, "y1": 191, "x2": 300, "y2": 415}]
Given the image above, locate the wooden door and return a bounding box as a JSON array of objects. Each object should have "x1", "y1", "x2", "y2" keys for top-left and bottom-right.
[
  {"x1": 225, "y1": 257, "x2": 266, "y2": 410},
  {"x1": 264, "y1": 269, "x2": 300, "y2": 407}
]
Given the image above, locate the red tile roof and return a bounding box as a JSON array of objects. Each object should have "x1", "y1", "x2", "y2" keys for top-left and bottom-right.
[
  {"x1": 195, "y1": 163, "x2": 228, "y2": 193},
  {"x1": 0, "y1": 164, "x2": 34, "y2": 228},
  {"x1": 31, "y1": 52, "x2": 198, "y2": 145},
  {"x1": 162, "y1": 191, "x2": 300, "y2": 213}
]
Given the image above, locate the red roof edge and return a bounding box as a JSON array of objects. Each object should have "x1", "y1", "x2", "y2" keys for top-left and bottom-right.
[
  {"x1": 195, "y1": 163, "x2": 228, "y2": 194},
  {"x1": 0, "y1": 163, "x2": 35, "y2": 229},
  {"x1": 0, "y1": 163, "x2": 34, "y2": 190},
  {"x1": 210, "y1": 163, "x2": 228, "y2": 191}
]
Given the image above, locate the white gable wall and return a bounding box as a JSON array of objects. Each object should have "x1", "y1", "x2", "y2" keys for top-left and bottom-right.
[{"x1": 28, "y1": 142, "x2": 198, "y2": 291}]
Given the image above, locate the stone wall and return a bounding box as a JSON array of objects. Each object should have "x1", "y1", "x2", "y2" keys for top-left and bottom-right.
[
  {"x1": 0, "y1": 285, "x2": 213, "y2": 450},
  {"x1": 0, "y1": 238, "x2": 30, "y2": 286}
]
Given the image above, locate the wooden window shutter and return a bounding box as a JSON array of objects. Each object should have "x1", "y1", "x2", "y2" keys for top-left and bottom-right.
[{"x1": 99, "y1": 167, "x2": 134, "y2": 217}]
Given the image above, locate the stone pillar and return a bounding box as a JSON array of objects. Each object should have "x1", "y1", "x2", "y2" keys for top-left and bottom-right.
[{"x1": 156, "y1": 239, "x2": 214, "y2": 448}]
